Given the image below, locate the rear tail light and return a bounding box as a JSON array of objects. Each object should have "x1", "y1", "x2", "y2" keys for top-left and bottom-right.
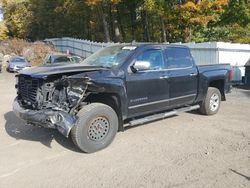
[{"x1": 229, "y1": 66, "x2": 233, "y2": 81}]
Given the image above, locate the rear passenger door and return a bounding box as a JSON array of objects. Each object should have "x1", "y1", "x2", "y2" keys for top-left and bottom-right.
[{"x1": 165, "y1": 47, "x2": 198, "y2": 107}]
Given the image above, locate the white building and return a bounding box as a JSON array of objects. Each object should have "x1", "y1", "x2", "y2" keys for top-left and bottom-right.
[{"x1": 179, "y1": 42, "x2": 250, "y2": 77}]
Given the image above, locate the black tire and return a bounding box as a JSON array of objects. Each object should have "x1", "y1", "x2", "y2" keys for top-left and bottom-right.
[
  {"x1": 199, "y1": 87, "x2": 221, "y2": 115},
  {"x1": 71, "y1": 103, "x2": 118, "y2": 153}
]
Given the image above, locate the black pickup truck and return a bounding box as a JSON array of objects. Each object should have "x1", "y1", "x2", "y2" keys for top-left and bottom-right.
[{"x1": 13, "y1": 44, "x2": 232, "y2": 152}]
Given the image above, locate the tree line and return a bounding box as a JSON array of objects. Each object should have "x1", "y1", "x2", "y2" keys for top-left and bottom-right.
[{"x1": 0, "y1": 0, "x2": 250, "y2": 43}]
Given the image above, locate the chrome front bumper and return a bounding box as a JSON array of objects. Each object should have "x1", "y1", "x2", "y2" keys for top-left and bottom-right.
[{"x1": 13, "y1": 98, "x2": 77, "y2": 137}]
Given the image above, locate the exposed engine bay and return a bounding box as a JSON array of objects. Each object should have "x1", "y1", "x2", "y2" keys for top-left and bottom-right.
[
  {"x1": 17, "y1": 75, "x2": 88, "y2": 115},
  {"x1": 15, "y1": 74, "x2": 91, "y2": 136}
]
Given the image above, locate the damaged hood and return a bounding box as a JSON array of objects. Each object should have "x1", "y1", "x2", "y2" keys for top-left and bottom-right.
[{"x1": 19, "y1": 63, "x2": 107, "y2": 78}]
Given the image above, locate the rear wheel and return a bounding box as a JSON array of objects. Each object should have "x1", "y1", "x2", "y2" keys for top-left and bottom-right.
[
  {"x1": 199, "y1": 87, "x2": 221, "y2": 115},
  {"x1": 71, "y1": 103, "x2": 118, "y2": 153}
]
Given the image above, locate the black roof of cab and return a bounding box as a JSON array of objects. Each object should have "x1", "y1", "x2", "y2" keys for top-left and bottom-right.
[{"x1": 109, "y1": 43, "x2": 189, "y2": 50}]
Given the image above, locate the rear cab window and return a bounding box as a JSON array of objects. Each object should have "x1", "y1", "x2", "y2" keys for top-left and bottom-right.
[{"x1": 165, "y1": 47, "x2": 193, "y2": 69}]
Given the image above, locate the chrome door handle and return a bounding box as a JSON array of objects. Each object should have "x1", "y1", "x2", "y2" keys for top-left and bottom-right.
[
  {"x1": 190, "y1": 73, "x2": 197, "y2": 76},
  {"x1": 160, "y1": 75, "x2": 169, "y2": 79}
]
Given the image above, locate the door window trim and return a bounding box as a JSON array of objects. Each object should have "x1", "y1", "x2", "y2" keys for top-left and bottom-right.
[
  {"x1": 127, "y1": 47, "x2": 196, "y2": 73},
  {"x1": 128, "y1": 63, "x2": 194, "y2": 73}
]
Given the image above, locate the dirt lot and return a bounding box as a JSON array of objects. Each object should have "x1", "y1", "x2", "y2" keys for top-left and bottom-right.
[{"x1": 0, "y1": 71, "x2": 249, "y2": 188}]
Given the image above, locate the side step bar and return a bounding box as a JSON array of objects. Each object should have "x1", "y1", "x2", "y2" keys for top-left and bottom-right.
[{"x1": 128, "y1": 105, "x2": 200, "y2": 127}]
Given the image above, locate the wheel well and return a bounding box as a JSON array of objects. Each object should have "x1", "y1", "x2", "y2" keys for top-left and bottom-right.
[
  {"x1": 85, "y1": 93, "x2": 124, "y2": 131},
  {"x1": 209, "y1": 80, "x2": 226, "y2": 101}
]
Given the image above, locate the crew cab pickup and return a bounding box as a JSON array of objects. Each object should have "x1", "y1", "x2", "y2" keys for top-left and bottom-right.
[{"x1": 13, "y1": 44, "x2": 232, "y2": 153}]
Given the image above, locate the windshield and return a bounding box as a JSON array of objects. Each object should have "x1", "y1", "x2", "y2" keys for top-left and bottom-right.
[
  {"x1": 12, "y1": 57, "x2": 26, "y2": 62},
  {"x1": 81, "y1": 45, "x2": 136, "y2": 68}
]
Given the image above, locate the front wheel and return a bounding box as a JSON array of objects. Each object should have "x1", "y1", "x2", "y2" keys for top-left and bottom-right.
[
  {"x1": 199, "y1": 87, "x2": 221, "y2": 115},
  {"x1": 71, "y1": 103, "x2": 118, "y2": 153}
]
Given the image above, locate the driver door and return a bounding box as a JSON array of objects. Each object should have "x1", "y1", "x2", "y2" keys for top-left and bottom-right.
[{"x1": 126, "y1": 48, "x2": 170, "y2": 118}]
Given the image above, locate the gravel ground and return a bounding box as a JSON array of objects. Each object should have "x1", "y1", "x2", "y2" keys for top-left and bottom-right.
[{"x1": 0, "y1": 71, "x2": 249, "y2": 188}]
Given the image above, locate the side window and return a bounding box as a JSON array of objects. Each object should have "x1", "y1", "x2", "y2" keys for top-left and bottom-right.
[
  {"x1": 165, "y1": 47, "x2": 193, "y2": 69},
  {"x1": 136, "y1": 49, "x2": 163, "y2": 70}
]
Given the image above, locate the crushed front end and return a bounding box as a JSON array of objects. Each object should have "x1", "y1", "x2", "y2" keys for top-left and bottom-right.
[{"x1": 13, "y1": 74, "x2": 88, "y2": 137}]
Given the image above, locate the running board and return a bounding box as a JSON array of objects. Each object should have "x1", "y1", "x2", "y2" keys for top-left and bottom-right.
[{"x1": 128, "y1": 105, "x2": 200, "y2": 127}]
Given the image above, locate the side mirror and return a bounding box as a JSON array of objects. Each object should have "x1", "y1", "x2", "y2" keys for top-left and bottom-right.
[{"x1": 131, "y1": 61, "x2": 150, "y2": 73}]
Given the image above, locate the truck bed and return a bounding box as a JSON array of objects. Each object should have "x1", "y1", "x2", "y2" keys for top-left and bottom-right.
[{"x1": 197, "y1": 64, "x2": 231, "y2": 73}]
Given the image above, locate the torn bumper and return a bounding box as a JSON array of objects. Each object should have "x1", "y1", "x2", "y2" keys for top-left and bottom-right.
[{"x1": 12, "y1": 98, "x2": 77, "y2": 137}]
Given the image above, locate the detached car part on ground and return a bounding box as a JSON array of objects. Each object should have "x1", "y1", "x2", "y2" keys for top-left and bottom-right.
[{"x1": 13, "y1": 44, "x2": 232, "y2": 153}]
